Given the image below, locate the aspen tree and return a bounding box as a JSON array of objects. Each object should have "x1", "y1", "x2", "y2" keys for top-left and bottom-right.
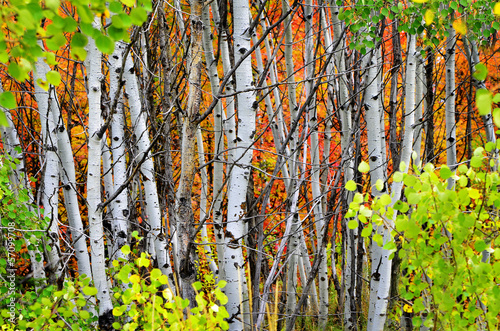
[
  {"x1": 109, "y1": 41, "x2": 129, "y2": 262},
  {"x1": 445, "y1": 21, "x2": 457, "y2": 189},
  {"x1": 201, "y1": 3, "x2": 226, "y2": 275},
  {"x1": 363, "y1": 13, "x2": 387, "y2": 331},
  {"x1": 370, "y1": 34, "x2": 417, "y2": 331},
  {"x1": 123, "y1": 47, "x2": 173, "y2": 286},
  {"x1": 85, "y1": 17, "x2": 114, "y2": 328},
  {"x1": 33, "y1": 54, "x2": 64, "y2": 283},
  {"x1": 174, "y1": 0, "x2": 204, "y2": 305},
  {"x1": 223, "y1": 0, "x2": 255, "y2": 328}
]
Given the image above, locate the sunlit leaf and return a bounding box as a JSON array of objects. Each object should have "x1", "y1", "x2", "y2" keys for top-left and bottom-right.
[
  {"x1": 46, "y1": 70, "x2": 61, "y2": 86},
  {"x1": 493, "y1": 108, "x2": 500, "y2": 128},
  {"x1": 453, "y1": 20, "x2": 467, "y2": 35},
  {"x1": 494, "y1": 2, "x2": 500, "y2": 16},
  {"x1": 348, "y1": 220, "x2": 359, "y2": 229},
  {"x1": 0, "y1": 92, "x2": 16, "y2": 109},
  {"x1": 473, "y1": 63, "x2": 488, "y2": 81},
  {"x1": 476, "y1": 89, "x2": 492, "y2": 115},
  {"x1": 346, "y1": 180, "x2": 357, "y2": 191},
  {"x1": 424, "y1": 9, "x2": 435, "y2": 25},
  {"x1": 358, "y1": 161, "x2": 370, "y2": 173}
]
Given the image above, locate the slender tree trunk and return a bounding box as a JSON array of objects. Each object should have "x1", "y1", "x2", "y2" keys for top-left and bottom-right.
[
  {"x1": 124, "y1": 48, "x2": 173, "y2": 285},
  {"x1": 445, "y1": 24, "x2": 457, "y2": 189},
  {"x1": 174, "y1": 0, "x2": 204, "y2": 305},
  {"x1": 200, "y1": 3, "x2": 230, "y2": 281},
  {"x1": 109, "y1": 41, "x2": 129, "y2": 262},
  {"x1": 370, "y1": 34, "x2": 417, "y2": 331},
  {"x1": 223, "y1": 0, "x2": 255, "y2": 328},
  {"x1": 34, "y1": 55, "x2": 64, "y2": 284},
  {"x1": 364, "y1": 13, "x2": 387, "y2": 330},
  {"x1": 85, "y1": 17, "x2": 113, "y2": 329}
]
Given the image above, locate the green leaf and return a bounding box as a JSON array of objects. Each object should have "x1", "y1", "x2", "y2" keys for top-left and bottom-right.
[
  {"x1": 394, "y1": 172, "x2": 403, "y2": 182},
  {"x1": 121, "y1": 245, "x2": 131, "y2": 255},
  {"x1": 71, "y1": 33, "x2": 88, "y2": 48},
  {"x1": 46, "y1": 71, "x2": 61, "y2": 86},
  {"x1": 348, "y1": 220, "x2": 359, "y2": 229},
  {"x1": 474, "y1": 240, "x2": 487, "y2": 252},
  {"x1": 380, "y1": 194, "x2": 392, "y2": 206},
  {"x1": 109, "y1": 1, "x2": 123, "y2": 13},
  {"x1": 358, "y1": 161, "x2": 370, "y2": 173},
  {"x1": 376, "y1": 179, "x2": 384, "y2": 191},
  {"x1": 493, "y1": 108, "x2": 500, "y2": 128},
  {"x1": 439, "y1": 166, "x2": 452, "y2": 180},
  {"x1": 192, "y1": 281, "x2": 202, "y2": 291},
  {"x1": 373, "y1": 233, "x2": 383, "y2": 246},
  {"x1": 130, "y1": 7, "x2": 147, "y2": 26},
  {"x1": 0, "y1": 92, "x2": 16, "y2": 109},
  {"x1": 82, "y1": 286, "x2": 98, "y2": 296},
  {"x1": 476, "y1": 88, "x2": 492, "y2": 115},
  {"x1": 361, "y1": 223, "x2": 373, "y2": 237},
  {"x1": 121, "y1": 0, "x2": 135, "y2": 6},
  {"x1": 470, "y1": 156, "x2": 483, "y2": 168},
  {"x1": 346, "y1": 180, "x2": 357, "y2": 191},
  {"x1": 46, "y1": 33, "x2": 67, "y2": 51},
  {"x1": 96, "y1": 35, "x2": 115, "y2": 54},
  {"x1": 79, "y1": 310, "x2": 90, "y2": 319},
  {"x1": 474, "y1": 63, "x2": 488, "y2": 81},
  {"x1": 150, "y1": 268, "x2": 161, "y2": 281}
]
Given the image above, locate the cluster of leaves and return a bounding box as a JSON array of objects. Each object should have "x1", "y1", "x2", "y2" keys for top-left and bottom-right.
[
  {"x1": 111, "y1": 244, "x2": 229, "y2": 331},
  {"x1": 347, "y1": 146, "x2": 500, "y2": 329},
  {"x1": 0, "y1": 153, "x2": 45, "y2": 284},
  {"x1": 338, "y1": 0, "x2": 500, "y2": 54},
  {"x1": 1, "y1": 247, "x2": 229, "y2": 330},
  {"x1": 0, "y1": 0, "x2": 151, "y2": 122}
]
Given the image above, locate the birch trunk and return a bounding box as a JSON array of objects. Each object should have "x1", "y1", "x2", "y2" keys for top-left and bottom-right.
[
  {"x1": 363, "y1": 17, "x2": 387, "y2": 330},
  {"x1": 33, "y1": 56, "x2": 63, "y2": 283},
  {"x1": 201, "y1": 3, "x2": 225, "y2": 275},
  {"x1": 223, "y1": 0, "x2": 255, "y2": 328},
  {"x1": 123, "y1": 50, "x2": 173, "y2": 286},
  {"x1": 173, "y1": 0, "x2": 205, "y2": 305},
  {"x1": 369, "y1": 34, "x2": 417, "y2": 331},
  {"x1": 109, "y1": 41, "x2": 129, "y2": 262},
  {"x1": 85, "y1": 17, "x2": 113, "y2": 328},
  {"x1": 445, "y1": 25, "x2": 457, "y2": 189}
]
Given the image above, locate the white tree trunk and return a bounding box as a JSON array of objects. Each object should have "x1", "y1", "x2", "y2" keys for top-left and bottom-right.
[
  {"x1": 445, "y1": 26, "x2": 457, "y2": 189},
  {"x1": 370, "y1": 34, "x2": 417, "y2": 331},
  {"x1": 124, "y1": 53, "x2": 173, "y2": 285},
  {"x1": 223, "y1": 0, "x2": 255, "y2": 328},
  {"x1": 85, "y1": 17, "x2": 113, "y2": 327},
  {"x1": 201, "y1": 3, "x2": 225, "y2": 276},
  {"x1": 363, "y1": 17, "x2": 387, "y2": 330},
  {"x1": 109, "y1": 41, "x2": 129, "y2": 262},
  {"x1": 33, "y1": 54, "x2": 63, "y2": 283}
]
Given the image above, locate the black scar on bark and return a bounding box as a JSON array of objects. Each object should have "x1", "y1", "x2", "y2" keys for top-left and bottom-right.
[{"x1": 98, "y1": 309, "x2": 114, "y2": 331}]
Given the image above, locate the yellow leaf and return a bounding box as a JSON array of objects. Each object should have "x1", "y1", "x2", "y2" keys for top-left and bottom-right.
[
  {"x1": 494, "y1": 2, "x2": 500, "y2": 16},
  {"x1": 412, "y1": 0, "x2": 428, "y2": 3},
  {"x1": 424, "y1": 9, "x2": 435, "y2": 25},
  {"x1": 453, "y1": 19, "x2": 467, "y2": 35},
  {"x1": 403, "y1": 304, "x2": 413, "y2": 313},
  {"x1": 129, "y1": 274, "x2": 140, "y2": 284}
]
